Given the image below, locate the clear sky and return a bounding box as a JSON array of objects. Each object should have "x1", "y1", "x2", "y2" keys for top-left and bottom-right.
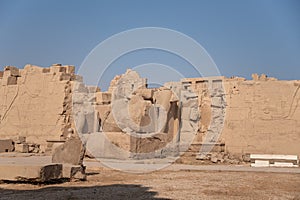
[{"x1": 0, "y1": 0, "x2": 299, "y2": 89}]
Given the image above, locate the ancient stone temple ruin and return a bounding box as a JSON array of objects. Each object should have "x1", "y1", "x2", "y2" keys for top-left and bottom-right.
[{"x1": 0, "y1": 64, "x2": 299, "y2": 172}]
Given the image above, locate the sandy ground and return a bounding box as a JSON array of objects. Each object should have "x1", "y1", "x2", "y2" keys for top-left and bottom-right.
[{"x1": 0, "y1": 164, "x2": 300, "y2": 200}]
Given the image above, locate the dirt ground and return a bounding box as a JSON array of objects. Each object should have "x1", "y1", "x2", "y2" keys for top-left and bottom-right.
[{"x1": 0, "y1": 166, "x2": 300, "y2": 200}]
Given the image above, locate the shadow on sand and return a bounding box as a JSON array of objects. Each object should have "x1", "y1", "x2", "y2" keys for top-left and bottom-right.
[{"x1": 0, "y1": 184, "x2": 170, "y2": 200}]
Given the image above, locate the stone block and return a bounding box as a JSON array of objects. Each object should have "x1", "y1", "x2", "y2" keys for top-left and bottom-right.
[
  {"x1": 64, "y1": 65, "x2": 75, "y2": 74},
  {"x1": 259, "y1": 74, "x2": 267, "y2": 81},
  {"x1": 28, "y1": 144, "x2": 40, "y2": 153},
  {"x1": 251, "y1": 160, "x2": 270, "y2": 167},
  {"x1": 4, "y1": 66, "x2": 20, "y2": 77},
  {"x1": 0, "y1": 164, "x2": 62, "y2": 182},
  {"x1": 42, "y1": 68, "x2": 50, "y2": 73},
  {"x1": 14, "y1": 136, "x2": 26, "y2": 144},
  {"x1": 73, "y1": 75, "x2": 83, "y2": 82},
  {"x1": 0, "y1": 71, "x2": 3, "y2": 78},
  {"x1": 242, "y1": 154, "x2": 251, "y2": 162},
  {"x1": 14, "y1": 143, "x2": 29, "y2": 153},
  {"x1": 73, "y1": 82, "x2": 88, "y2": 93},
  {"x1": 62, "y1": 164, "x2": 86, "y2": 180},
  {"x1": 7, "y1": 76, "x2": 17, "y2": 85},
  {"x1": 45, "y1": 140, "x2": 66, "y2": 154},
  {"x1": 87, "y1": 86, "x2": 100, "y2": 93},
  {"x1": 51, "y1": 142, "x2": 66, "y2": 153},
  {"x1": 102, "y1": 112, "x2": 122, "y2": 132},
  {"x1": 2, "y1": 75, "x2": 17, "y2": 86},
  {"x1": 211, "y1": 96, "x2": 223, "y2": 108},
  {"x1": 52, "y1": 137, "x2": 85, "y2": 165},
  {"x1": 95, "y1": 92, "x2": 111, "y2": 104},
  {"x1": 153, "y1": 89, "x2": 172, "y2": 110},
  {"x1": 135, "y1": 88, "x2": 154, "y2": 100},
  {"x1": 271, "y1": 162, "x2": 298, "y2": 167},
  {"x1": 210, "y1": 156, "x2": 218, "y2": 163},
  {"x1": 0, "y1": 139, "x2": 14, "y2": 153},
  {"x1": 196, "y1": 153, "x2": 208, "y2": 160},
  {"x1": 59, "y1": 73, "x2": 72, "y2": 81},
  {"x1": 50, "y1": 65, "x2": 66, "y2": 73},
  {"x1": 252, "y1": 73, "x2": 259, "y2": 81}
]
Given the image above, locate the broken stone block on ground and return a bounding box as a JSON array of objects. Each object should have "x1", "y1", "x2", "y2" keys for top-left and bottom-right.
[
  {"x1": 51, "y1": 137, "x2": 87, "y2": 180},
  {"x1": 62, "y1": 164, "x2": 86, "y2": 181},
  {"x1": 52, "y1": 137, "x2": 85, "y2": 165},
  {"x1": 0, "y1": 163, "x2": 62, "y2": 182},
  {"x1": 14, "y1": 143, "x2": 29, "y2": 153},
  {"x1": 0, "y1": 139, "x2": 14, "y2": 153}
]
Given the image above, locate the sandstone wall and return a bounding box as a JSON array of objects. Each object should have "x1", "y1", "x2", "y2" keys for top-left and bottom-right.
[
  {"x1": 223, "y1": 76, "x2": 300, "y2": 157},
  {"x1": 0, "y1": 64, "x2": 299, "y2": 159},
  {"x1": 0, "y1": 64, "x2": 78, "y2": 152},
  {"x1": 183, "y1": 75, "x2": 300, "y2": 158}
]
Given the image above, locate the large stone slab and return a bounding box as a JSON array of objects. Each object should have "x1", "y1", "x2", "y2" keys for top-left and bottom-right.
[
  {"x1": 52, "y1": 137, "x2": 85, "y2": 165},
  {"x1": 0, "y1": 139, "x2": 14, "y2": 153},
  {"x1": 62, "y1": 164, "x2": 86, "y2": 180},
  {"x1": 0, "y1": 163, "x2": 62, "y2": 182},
  {"x1": 250, "y1": 154, "x2": 299, "y2": 167}
]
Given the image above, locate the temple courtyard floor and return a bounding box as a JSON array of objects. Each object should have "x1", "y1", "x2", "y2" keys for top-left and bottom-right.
[{"x1": 0, "y1": 155, "x2": 299, "y2": 200}]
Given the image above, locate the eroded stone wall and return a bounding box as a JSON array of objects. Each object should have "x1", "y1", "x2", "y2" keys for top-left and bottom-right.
[
  {"x1": 87, "y1": 70, "x2": 180, "y2": 158},
  {"x1": 0, "y1": 64, "x2": 299, "y2": 159},
  {"x1": 223, "y1": 75, "x2": 300, "y2": 157},
  {"x1": 0, "y1": 64, "x2": 79, "y2": 152},
  {"x1": 184, "y1": 74, "x2": 300, "y2": 158}
]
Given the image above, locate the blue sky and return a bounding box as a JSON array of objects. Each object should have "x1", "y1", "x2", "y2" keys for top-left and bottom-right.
[{"x1": 0, "y1": 0, "x2": 299, "y2": 89}]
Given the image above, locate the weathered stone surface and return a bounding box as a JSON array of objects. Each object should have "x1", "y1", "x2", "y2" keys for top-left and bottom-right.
[
  {"x1": 85, "y1": 132, "x2": 130, "y2": 159},
  {"x1": 0, "y1": 64, "x2": 75, "y2": 151},
  {"x1": 102, "y1": 112, "x2": 122, "y2": 132},
  {"x1": 64, "y1": 65, "x2": 75, "y2": 74},
  {"x1": 0, "y1": 163, "x2": 62, "y2": 182},
  {"x1": 210, "y1": 156, "x2": 218, "y2": 163},
  {"x1": 196, "y1": 154, "x2": 208, "y2": 160},
  {"x1": 95, "y1": 92, "x2": 111, "y2": 104},
  {"x1": 52, "y1": 137, "x2": 85, "y2": 165},
  {"x1": 0, "y1": 139, "x2": 14, "y2": 153},
  {"x1": 252, "y1": 73, "x2": 259, "y2": 81},
  {"x1": 1, "y1": 64, "x2": 300, "y2": 163},
  {"x1": 87, "y1": 85, "x2": 100, "y2": 93},
  {"x1": 223, "y1": 78, "x2": 300, "y2": 157},
  {"x1": 14, "y1": 143, "x2": 29, "y2": 153},
  {"x1": 13, "y1": 136, "x2": 26, "y2": 144},
  {"x1": 135, "y1": 88, "x2": 154, "y2": 100},
  {"x1": 75, "y1": 104, "x2": 99, "y2": 134},
  {"x1": 95, "y1": 104, "x2": 110, "y2": 127},
  {"x1": 108, "y1": 70, "x2": 178, "y2": 135},
  {"x1": 28, "y1": 143, "x2": 40, "y2": 153},
  {"x1": 62, "y1": 164, "x2": 86, "y2": 180},
  {"x1": 4, "y1": 66, "x2": 20, "y2": 77},
  {"x1": 128, "y1": 95, "x2": 153, "y2": 131},
  {"x1": 110, "y1": 69, "x2": 148, "y2": 133},
  {"x1": 153, "y1": 89, "x2": 172, "y2": 110},
  {"x1": 73, "y1": 82, "x2": 88, "y2": 93},
  {"x1": 2, "y1": 76, "x2": 17, "y2": 85}
]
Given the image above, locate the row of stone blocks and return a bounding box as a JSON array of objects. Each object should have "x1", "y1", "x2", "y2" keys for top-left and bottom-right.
[
  {"x1": 0, "y1": 137, "x2": 86, "y2": 182},
  {"x1": 0, "y1": 163, "x2": 85, "y2": 182},
  {"x1": 0, "y1": 137, "x2": 40, "y2": 153},
  {"x1": 250, "y1": 154, "x2": 299, "y2": 167},
  {"x1": 0, "y1": 64, "x2": 82, "y2": 86}
]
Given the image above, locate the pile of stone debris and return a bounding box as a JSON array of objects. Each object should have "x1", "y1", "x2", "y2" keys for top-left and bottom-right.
[
  {"x1": 0, "y1": 136, "x2": 40, "y2": 154},
  {"x1": 0, "y1": 136, "x2": 86, "y2": 183}
]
